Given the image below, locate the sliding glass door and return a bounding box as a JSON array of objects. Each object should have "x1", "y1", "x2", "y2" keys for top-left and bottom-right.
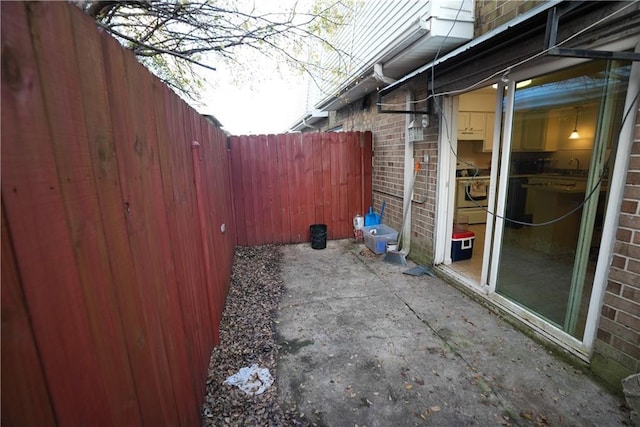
[{"x1": 492, "y1": 60, "x2": 631, "y2": 339}]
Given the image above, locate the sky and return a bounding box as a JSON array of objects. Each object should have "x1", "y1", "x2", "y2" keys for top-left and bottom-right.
[
  {"x1": 198, "y1": 60, "x2": 309, "y2": 135},
  {"x1": 192, "y1": 0, "x2": 316, "y2": 136}
]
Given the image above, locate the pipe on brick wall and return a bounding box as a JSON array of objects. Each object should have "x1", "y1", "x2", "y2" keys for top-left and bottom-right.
[{"x1": 401, "y1": 90, "x2": 415, "y2": 254}]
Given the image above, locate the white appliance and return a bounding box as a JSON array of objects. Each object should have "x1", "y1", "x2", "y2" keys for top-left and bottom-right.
[{"x1": 456, "y1": 177, "x2": 490, "y2": 224}]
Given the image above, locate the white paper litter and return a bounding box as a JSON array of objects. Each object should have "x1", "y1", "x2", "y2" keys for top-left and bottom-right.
[{"x1": 224, "y1": 364, "x2": 274, "y2": 396}]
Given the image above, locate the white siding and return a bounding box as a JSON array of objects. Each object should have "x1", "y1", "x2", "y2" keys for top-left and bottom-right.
[{"x1": 309, "y1": 0, "x2": 474, "y2": 109}]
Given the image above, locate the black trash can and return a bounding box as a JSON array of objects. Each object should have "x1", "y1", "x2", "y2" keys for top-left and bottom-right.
[{"x1": 310, "y1": 224, "x2": 327, "y2": 250}]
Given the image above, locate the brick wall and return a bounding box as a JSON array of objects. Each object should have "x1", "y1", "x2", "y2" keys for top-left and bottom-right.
[
  {"x1": 593, "y1": 109, "x2": 640, "y2": 390},
  {"x1": 474, "y1": 0, "x2": 545, "y2": 36}
]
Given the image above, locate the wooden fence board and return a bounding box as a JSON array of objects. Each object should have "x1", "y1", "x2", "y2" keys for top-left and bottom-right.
[
  {"x1": 197, "y1": 114, "x2": 225, "y2": 336},
  {"x1": 277, "y1": 135, "x2": 292, "y2": 243},
  {"x1": 362, "y1": 132, "x2": 374, "y2": 215},
  {"x1": 157, "y1": 84, "x2": 212, "y2": 402},
  {"x1": 321, "y1": 134, "x2": 333, "y2": 239},
  {"x1": 1, "y1": 3, "x2": 116, "y2": 424},
  {"x1": 289, "y1": 134, "x2": 304, "y2": 242},
  {"x1": 33, "y1": 4, "x2": 142, "y2": 423},
  {"x1": 245, "y1": 137, "x2": 259, "y2": 246},
  {"x1": 196, "y1": 115, "x2": 226, "y2": 355},
  {"x1": 230, "y1": 136, "x2": 247, "y2": 246},
  {"x1": 83, "y1": 20, "x2": 170, "y2": 427},
  {"x1": 349, "y1": 132, "x2": 362, "y2": 228},
  {"x1": 312, "y1": 133, "x2": 323, "y2": 224},
  {"x1": 302, "y1": 134, "x2": 315, "y2": 238},
  {"x1": 268, "y1": 134, "x2": 284, "y2": 243},
  {"x1": 1, "y1": 207, "x2": 57, "y2": 427},
  {"x1": 103, "y1": 26, "x2": 183, "y2": 425},
  {"x1": 203, "y1": 123, "x2": 229, "y2": 315}
]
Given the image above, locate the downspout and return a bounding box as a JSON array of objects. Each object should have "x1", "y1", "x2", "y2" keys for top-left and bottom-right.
[
  {"x1": 374, "y1": 63, "x2": 397, "y2": 85},
  {"x1": 402, "y1": 90, "x2": 415, "y2": 254},
  {"x1": 374, "y1": 65, "x2": 414, "y2": 254}
]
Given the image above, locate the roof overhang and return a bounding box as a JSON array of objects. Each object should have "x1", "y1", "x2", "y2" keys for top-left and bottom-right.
[
  {"x1": 289, "y1": 109, "x2": 329, "y2": 132},
  {"x1": 378, "y1": 0, "x2": 640, "y2": 104},
  {"x1": 318, "y1": 32, "x2": 473, "y2": 112}
]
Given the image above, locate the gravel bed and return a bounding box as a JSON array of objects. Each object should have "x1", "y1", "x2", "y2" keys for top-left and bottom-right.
[{"x1": 201, "y1": 245, "x2": 309, "y2": 426}]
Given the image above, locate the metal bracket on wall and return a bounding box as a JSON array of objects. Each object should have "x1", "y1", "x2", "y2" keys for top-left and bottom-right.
[
  {"x1": 376, "y1": 91, "x2": 431, "y2": 114},
  {"x1": 544, "y1": 5, "x2": 640, "y2": 61}
]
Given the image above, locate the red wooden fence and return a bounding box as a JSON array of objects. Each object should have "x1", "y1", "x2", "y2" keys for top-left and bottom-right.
[
  {"x1": 230, "y1": 132, "x2": 373, "y2": 246},
  {"x1": 1, "y1": 3, "x2": 234, "y2": 425}
]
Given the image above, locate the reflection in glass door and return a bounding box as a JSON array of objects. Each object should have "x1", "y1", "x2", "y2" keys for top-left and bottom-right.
[{"x1": 494, "y1": 60, "x2": 631, "y2": 339}]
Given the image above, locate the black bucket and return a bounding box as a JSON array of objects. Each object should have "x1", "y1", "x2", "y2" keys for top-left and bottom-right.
[{"x1": 310, "y1": 224, "x2": 327, "y2": 250}]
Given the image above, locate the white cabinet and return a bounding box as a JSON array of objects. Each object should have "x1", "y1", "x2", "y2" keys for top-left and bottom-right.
[
  {"x1": 458, "y1": 112, "x2": 486, "y2": 140},
  {"x1": 483, "y1": 113, "x2": 495, "y2": 152},
  {"x1": 511, "y1": 111, "x2": 555, "y2": 151},
  {"x1": 457, "y1": 111, "x2": 496, "y2": 151}
]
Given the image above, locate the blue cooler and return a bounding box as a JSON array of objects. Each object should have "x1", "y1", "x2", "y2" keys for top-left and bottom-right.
[{"x1": 452, "y1": 230, "x2": 475, "y2": 261}]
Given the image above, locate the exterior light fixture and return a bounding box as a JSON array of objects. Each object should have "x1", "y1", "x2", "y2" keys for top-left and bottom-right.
[
  {"x1": 569, "y1": 107, "x2": 580, "y2": 139},
  {"x1": 407, "y1": 115, "x2": 424, "y2": 142}
]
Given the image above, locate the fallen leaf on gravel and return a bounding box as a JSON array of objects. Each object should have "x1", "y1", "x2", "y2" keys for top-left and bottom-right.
[
  {"x1": 404, "y1": 384, "x2": 413, "y2": 390},
  {"x1": 200, "y1": 245, "x2": 302, "y2": 426},
  {"x1": 519, "y1": 409, "x2": 533, "y2": 420}
]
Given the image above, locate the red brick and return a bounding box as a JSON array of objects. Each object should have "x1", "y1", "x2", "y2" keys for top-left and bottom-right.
[
  {"x1": 618, "y1": 311, "x2": 640, "y2": 330},
  {"x1": 622, "y1": 285, "x2": 640, "y2": 302},
  {"x1": 624, "y1": 185, "x2": 640, "y2": 200},
  {"x1": 599, "y1": 317, "x2": 640, "y2": 345},
  {"x1": 618, "y1": 214, "x2": 640, "y2": 229},
  {"x1": 628, "y1": 156, "x2": 640, "y2": 171},
  {"x1": 607, "y1": 280, "x2": 622, "y2": 295},
  {"x1": 621, "y1": 199, "x2": 639, "y2": 214},
  {"x1": 601, "y1": 304, "x2": 617, "y2": 320},
  {"x1": 611, "y1": 336, "x2": 640, "y2": 359},
  {"x1": 608, "y1": 268, "x2": 640, "y2": 288},
  {"x1": 614, "y1": 241, "x2": 640, "y2": 259},
  {"x1": 611, "y1": 255, "x2": 627, "y2": 270},
  {"x1": 604, "y1": 292, "x2": 640, "y2": 316},
  {"x1": 627, "y1": 172, "x2": 640, "y2": 185},
  {"x1": 617, "y1": 227, "x2": 633, "y2": 243},
  {"x1": 628, "y1": 259, "x2": 640, "y2": 275},
  {"x1": 597, "y1": 328, "x2": 612, "y2": 343}
]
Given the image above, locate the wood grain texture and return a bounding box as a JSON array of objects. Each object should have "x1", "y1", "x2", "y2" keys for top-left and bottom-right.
[{"x1": 229, "y1": 132, "x2": 373, "y2": 245}]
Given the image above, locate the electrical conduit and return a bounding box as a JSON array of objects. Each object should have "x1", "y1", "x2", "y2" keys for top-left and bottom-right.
[{"x1": 401, "y1": 90, "x2": 415, "y2": 254}]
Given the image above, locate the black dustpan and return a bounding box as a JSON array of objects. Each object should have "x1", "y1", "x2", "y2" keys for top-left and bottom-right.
[{"x1": 403, "y1": 265, "x2": 435, "y2": 277}]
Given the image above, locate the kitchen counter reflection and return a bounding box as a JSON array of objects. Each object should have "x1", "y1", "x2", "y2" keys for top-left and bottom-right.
[
  {"x1": 523, "y1": 183, "x2": 589, "y2": 194},
  {"x1": 524, "y1": 174, "x2": 607, "y2": 194}
]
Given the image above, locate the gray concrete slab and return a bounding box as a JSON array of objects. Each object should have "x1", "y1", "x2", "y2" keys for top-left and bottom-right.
[{"x1": 275, "y1": 240, "x2": 629, "y2": 426}]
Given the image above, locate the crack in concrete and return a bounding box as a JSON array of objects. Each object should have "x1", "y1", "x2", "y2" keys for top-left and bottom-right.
[
  {"x1": 351, "y1": 251, "x2": 526, "y2": 422},
  {"x1": 281, "y1": 293, "x2": 383, "y2": 309}
]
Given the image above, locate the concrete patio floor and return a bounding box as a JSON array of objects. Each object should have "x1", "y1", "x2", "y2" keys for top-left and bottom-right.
[{"x1": 275, "y1": 239, "x2": 629, "y2": 426}]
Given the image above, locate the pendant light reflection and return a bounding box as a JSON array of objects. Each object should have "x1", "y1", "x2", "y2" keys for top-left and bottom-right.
[{"x1": 569, "y1": 107, "x2": 580, "y2": 140}]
